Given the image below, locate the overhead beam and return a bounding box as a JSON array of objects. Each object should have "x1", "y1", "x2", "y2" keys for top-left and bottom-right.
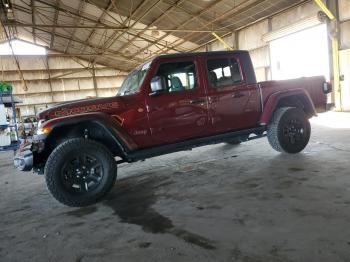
[
  {"x1": 134, "y1": 0, "x2": 229, "y2": 58},
  {"x1": 50, "y1": 0, "x2": 59, "y2": 49},
  {"x1": 314, "y1": 0, "x2": 335, "y2": 20},
  {"x1": 64, "y1": 0, "x2": 86, "y2": 53},
  {"x1": 151, "y1": 0, "x2": 263, "y2": 57},
  {"x1": 3, "y1": 22, "x2": 231, "y2": 33},
  {"x1": 79, "y1": 0, "x2": 114, "y2": 56},
  {"x1": 90, "y1": 0, "x2": 162, "y2": 65},
  {"x1": 211, "y1": 32, "x2": 234, "y2": 50},
  {"x1": 25, "y1": 24, "x2": 143, "y2": 63},
  {"x1": 113, "y1": 0, "x2": 186, "y2": 54},
  {"x1": 189, "y1": 0, "x2": 310, "y2": 53},
  {"x1": 30, "y1": 0, "x2": 36, "y2": 43},
  {"x1": 12, "y1": 1, "x2": 187, "y2": 55}
]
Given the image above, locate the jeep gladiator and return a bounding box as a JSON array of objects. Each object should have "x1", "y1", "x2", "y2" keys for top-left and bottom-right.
[{"x1": 14, "y1": 50, "x2": 332, "y2": 206}]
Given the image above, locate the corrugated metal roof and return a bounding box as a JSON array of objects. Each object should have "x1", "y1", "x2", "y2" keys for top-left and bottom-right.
[{"x1": 1, "y1": 0, "x2": 307, "y2": 71}]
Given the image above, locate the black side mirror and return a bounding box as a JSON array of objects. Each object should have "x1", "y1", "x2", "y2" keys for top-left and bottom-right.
[{"x1": 150, "y1": 76, "x2": 166, "y2": 96}]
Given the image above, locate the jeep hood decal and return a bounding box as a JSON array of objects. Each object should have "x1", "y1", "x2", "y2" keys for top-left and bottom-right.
[{"x1": 38, "y1": 97, "x2": 124, "y2": 120}]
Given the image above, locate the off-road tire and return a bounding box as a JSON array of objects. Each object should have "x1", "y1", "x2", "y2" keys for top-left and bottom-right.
[
  {"x1": 45, "y1": 138, "x2": 117, "y2": 207},
  {"x1": 267, "y1": 107, "x2": 311, "y2": 153}
]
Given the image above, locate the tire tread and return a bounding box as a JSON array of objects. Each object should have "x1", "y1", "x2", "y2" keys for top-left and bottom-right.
[{"x1": 45, "y1": 138, "x2": 117, "y2": 207}]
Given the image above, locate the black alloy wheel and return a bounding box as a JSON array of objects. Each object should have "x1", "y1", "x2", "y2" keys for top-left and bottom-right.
[
  {"x1": 267, "y1": 107, "x2": 311, "y2": 153},
  {"x1": 45, "y1": 138, "x2": 117, "y2": 206}
]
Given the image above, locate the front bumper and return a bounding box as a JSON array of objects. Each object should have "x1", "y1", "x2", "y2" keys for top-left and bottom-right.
[{"x1": 14, "y1": 149, "x2": 33, "y2": 171}]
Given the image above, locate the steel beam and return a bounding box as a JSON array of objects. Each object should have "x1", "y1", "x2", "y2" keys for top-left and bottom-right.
[
  {"x1": 3, "y1": 22, "x2": 231, "y2": 32},
  {"x1": 134, "y1": 0, "x2": 229, "y2": 58},
  {"x1": 314, "y1": 0, "x2": 341, "y2": 110},
  {"x1": 64, "y1": 0, "x2": 86, "y2": 53},
  {"x1": 30, "y1": 0, "x2": 36, "y2": 43},
  {"x1": 211, "y1": 32, "x2": 234, "y2": 50},
  {"x1": 90, "y1": 0, "x2": 162, "y2": 65},
  {"x1": 152, "y1": 0, "x2": 263, "y2": 57},
  {"x1": 50, "y1": 0, "x2": 59, "y2": 49}
]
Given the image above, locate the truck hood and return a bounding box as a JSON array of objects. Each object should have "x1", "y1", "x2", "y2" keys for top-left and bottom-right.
[{"x1": 37, "y1": 97, "x2": 124, "y2": 120}]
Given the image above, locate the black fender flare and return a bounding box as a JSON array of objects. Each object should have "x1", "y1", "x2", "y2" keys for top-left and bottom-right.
[{"x1": 42, "y1": 112, "x2": 138, "y2": 158}]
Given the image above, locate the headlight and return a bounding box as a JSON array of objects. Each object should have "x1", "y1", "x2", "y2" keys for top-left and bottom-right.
[
  {"x1": 36, "y1": 127, "x2": 52, "y2": 135},
  {"x1": 35, "y1": 120, "x2": 51, "y2": 136}
]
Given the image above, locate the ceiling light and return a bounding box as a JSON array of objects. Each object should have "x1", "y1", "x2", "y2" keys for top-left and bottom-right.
[{"x1": 151, "y1": 30, "x2": 160, "y2": 37}]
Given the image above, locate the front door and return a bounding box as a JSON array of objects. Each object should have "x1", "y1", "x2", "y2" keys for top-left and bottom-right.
[
  {"x1": 205, "y1": 56, "x2": 260, "y2": 134},
  {"x1": 146, "y1": 58, "x2": 209, "y2": 145}
]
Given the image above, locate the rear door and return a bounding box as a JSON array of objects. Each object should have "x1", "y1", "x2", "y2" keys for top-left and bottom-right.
[
  {"x1": 205, "y1": 56, "x2": 260, "y2": 133},
  {"x1": 145, "y1": 57, "x2": 210, "y2": 145}
]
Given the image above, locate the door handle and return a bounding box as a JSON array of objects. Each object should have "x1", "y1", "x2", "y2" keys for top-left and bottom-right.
[
  {"x1": 190, "y1": 98, "x2": 206, "y2": 105},
  {"x1": 232, "y1": 91, "x2": 245, "y2": 98}
]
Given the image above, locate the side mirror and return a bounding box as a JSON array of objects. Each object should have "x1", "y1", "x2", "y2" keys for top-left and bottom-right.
[{"x1": 150, "y1": 76, "x2": 166, "y2": 96}]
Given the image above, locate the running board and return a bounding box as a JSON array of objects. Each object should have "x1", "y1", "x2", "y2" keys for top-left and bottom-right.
[{"x1": 126, "y1": 126, "x2": 266, "y2": 162}]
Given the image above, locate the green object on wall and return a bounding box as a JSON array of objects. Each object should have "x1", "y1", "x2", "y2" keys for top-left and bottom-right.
[{"x1": 0, "y1": 82, "x2": 12, "y2": 92}]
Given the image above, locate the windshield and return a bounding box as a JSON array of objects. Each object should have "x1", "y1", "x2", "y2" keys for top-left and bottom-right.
[{"x1": 117, "y1": 61, "x2": 151, "y2": 96}]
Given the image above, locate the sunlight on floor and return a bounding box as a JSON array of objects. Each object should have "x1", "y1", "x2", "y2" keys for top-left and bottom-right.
[{"x1": 311, "y1": 111, "x2": 350, "y2": 129}]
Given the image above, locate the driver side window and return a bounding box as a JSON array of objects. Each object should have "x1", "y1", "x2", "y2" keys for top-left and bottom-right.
[{"x1": 156, "y1": 61, "x2": 197, "y2": 93}]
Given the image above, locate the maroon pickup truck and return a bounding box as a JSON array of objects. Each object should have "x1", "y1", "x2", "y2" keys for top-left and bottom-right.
[{"x1": 14, "y1": 50, "x2": 331, "y2": 206}]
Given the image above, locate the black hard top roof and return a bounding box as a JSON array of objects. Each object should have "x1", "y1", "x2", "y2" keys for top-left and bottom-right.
[{"x1": 157, "y1": 50, "x2": 249, "y2": 59}]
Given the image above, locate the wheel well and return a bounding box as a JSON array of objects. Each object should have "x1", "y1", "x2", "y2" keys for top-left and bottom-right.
[
  {"x1": 276, "y1": 95, "x2": 314, "y2": 118},
  {"x1": 45, "y1": 121, "x2": 124, "y2": 157}
]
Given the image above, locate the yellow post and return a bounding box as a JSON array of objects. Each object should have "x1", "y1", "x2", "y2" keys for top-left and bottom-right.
[
  {"x1": 314, "y1": 0, "x2": 342, "y2": 110},
  {"x1": 211, "y1": 32, "x2": 234, "y2": 51},
  {"x1": 331, "y1": 38, "x2": 342, "y2": 110},
  {"x1": 314, "y1": 0, "x2": 335, "y2": 19}
]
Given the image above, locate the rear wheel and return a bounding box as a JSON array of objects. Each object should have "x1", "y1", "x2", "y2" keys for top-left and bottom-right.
[
  {"x1": 45, "y1": 138, "x2": 117, "y2": 207},
  {"x1": 267, "y1": 107, "x2": 311, "y2": 153}
]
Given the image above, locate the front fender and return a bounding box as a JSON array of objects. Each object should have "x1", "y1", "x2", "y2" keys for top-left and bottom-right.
[
  {"x1": 259, "y1": 89, "x2": 317, "y2": 125},
  {"x1": 42, "y1": 112, "x2": 138, "y2": 154}
]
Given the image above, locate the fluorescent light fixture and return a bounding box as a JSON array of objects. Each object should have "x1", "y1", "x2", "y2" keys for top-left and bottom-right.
[{"x1": 0, "y1": 40, "x2": 46, "y2": 55}]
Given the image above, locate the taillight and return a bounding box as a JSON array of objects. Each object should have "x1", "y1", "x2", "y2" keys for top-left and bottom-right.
[{"x1": 323, "y1": 82, "x2": 332, "y2": 94}]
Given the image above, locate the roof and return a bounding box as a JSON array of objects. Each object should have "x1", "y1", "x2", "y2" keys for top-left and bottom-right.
[
  {"x1": 0, "y1": 0, "x2": 307, "y2": 72},
  {"x1": 157, "y1": 50, "x2": 249, "y2": 59}
]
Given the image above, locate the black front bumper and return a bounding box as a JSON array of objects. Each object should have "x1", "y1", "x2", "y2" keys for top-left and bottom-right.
[
  {"x1": 14, "y1": 139, "x2": 47, "y2": 174},
  {"x1": 14, "y1": 149, "x2": 33, "y2": 171}
]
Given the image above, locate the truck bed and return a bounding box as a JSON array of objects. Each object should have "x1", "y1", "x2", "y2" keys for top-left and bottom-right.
[{"x1": 259, "y1": 76, "x2": 328, "y2": 113}]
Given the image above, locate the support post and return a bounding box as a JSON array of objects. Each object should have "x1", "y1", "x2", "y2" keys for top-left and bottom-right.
[
  {"x1": 211, "y1": 32, "x2": 234, "y2": 51},
  {"x1": 92, "y1": 66, "x2": 98, "y2": 97},
  {"x1": 314, "y1": 0, "x2": 341, "y2": 111}
]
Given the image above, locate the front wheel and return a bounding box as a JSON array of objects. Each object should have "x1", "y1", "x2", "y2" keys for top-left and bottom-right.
[
  {"x1": 45, "y1": 138, "x2": 117, "y2": 207},
  {"x1": 267, "y1": 107, "x2": 311, "y2": 154}
]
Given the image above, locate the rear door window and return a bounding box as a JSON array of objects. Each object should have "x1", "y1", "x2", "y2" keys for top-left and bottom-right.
[{"x1": 207, "y1": 58, "x2": 242, "y2": 87}]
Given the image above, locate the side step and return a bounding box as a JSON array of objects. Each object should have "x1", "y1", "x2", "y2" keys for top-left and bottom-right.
[{"x1": 126, "y1": 126, "x2": 266, "y2": 162}]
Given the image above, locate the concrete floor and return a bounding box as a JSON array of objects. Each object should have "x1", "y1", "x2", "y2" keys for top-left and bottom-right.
[{"x1": 1, "y1": 112, "x2": 350, "y2": 262}]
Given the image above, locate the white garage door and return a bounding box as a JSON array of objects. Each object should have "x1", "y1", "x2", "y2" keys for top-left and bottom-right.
[{"x1": 269, "y1": 24, "x2": 330, "y2": 81}]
